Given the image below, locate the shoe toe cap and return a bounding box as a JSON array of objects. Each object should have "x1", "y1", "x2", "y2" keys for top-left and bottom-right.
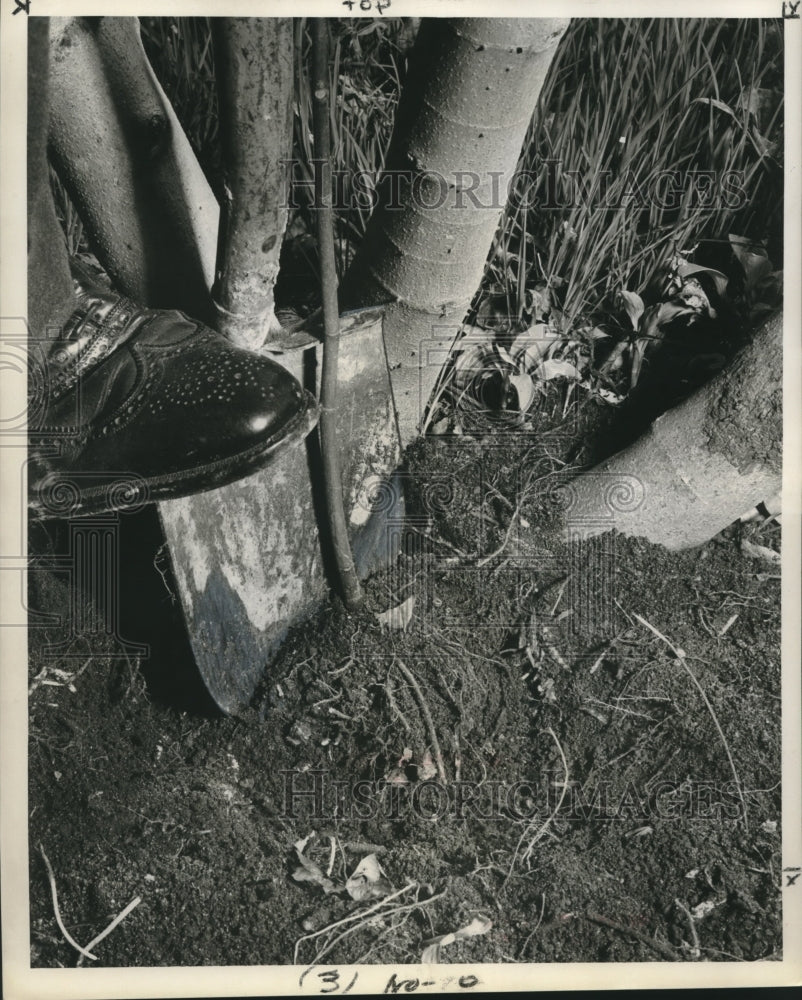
[{"x1": 146, "y1": 337, "x2": 309, "y2": 444}]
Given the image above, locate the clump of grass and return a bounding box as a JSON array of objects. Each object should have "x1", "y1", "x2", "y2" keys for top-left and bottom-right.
[
  {"x1": 291, "y1": 18, "x2": 407, "y2": 274},
  {"x1": 139, "y1": 17, "x2": 220, "y2": 188},
  {"x1": 479, "y1": 18, "x2": 784, "y2": 335},
  {"x1": 140, "y1": 17, "x2": 408, "y2": 278},
  {"x1": 53, "y1": 16, "x2": 783, "y2": 352}
]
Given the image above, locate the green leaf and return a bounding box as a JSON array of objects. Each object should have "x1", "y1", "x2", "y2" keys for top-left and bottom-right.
[
  {"x1": 535, "y1": 359, "x2": 582, "y2": 382},
  {"x1": 676, "y1": 263, "x2": 729, "y2": 300},
  {"x1": 619, "y1": 290, "x2": 645, "y2": 331},
  {"x1": 508, "y1": 373, "x2": 537, "y2": 412},
  {"x1": 728, "y1": 235, "x2": 774, "y2": 292}
]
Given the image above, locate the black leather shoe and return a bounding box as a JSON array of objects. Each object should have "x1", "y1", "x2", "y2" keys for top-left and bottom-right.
[{"x1": 28, "y1": 265, "x2": 318, "y2": 519}]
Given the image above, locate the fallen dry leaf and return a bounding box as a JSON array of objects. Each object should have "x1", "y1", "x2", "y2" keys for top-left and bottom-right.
[
  {"x1": 421, "y1": 916, "x2": 493, "y2": 964},
  {"x1": 418, "y1": 749, "x2": 438, "y2": 782},
  {"x1": 376, "y1": 595, "x2": 416, "y2": 631},
  {"x1": 345, "y1": 854, "x2": 393, "y2": 902},
  {"x1": 292, "y1": 836, "x2": 338, "y2": 895},
  {"x1": 740, "y1": 538, "x2": 781, "y2": 565}
]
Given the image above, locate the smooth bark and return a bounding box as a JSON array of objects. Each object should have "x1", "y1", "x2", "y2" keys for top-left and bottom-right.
[
  {"x1": 558, "y1": 311, "x2": 783, "y2": 549},
  {"x1": 341, "y1": 17, "x2": 570, "y2": 446}
]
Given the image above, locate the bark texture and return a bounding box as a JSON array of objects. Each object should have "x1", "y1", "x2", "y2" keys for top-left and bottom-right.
[
  {"x1": 341, "y1": 17, "x2": 569, "y2": 446},
  {"x1": 558, "y1": 311, "x2": 783, "y2": 550},
  {"x1": 47, "y1": 17, "x2": 218, "y2": 320},
  {"x1": 212, "y1": 18, "x2": 293, "y2": 348}
]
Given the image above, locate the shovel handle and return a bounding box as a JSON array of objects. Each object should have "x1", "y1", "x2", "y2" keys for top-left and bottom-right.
[{"x1": 311, "y1": 18, "x2": 364, "y2": 610}]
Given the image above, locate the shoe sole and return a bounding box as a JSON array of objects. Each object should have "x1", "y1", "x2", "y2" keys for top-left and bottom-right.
[{"x1": 29, "y1": 390, "x2": 319, "y2": 520}]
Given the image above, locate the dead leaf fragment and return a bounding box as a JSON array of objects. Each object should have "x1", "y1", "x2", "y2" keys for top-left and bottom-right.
[
  {"x1": 292, "y1": 836, "x2": 338, "y2": 895},
  {"x1": 376, "y1": 595, "x2": 416, "y2": 631},
  {"x1": 345, "y1": 854, "x2": 393, "y2": 902},
  {"x1": 421, "y1": 916, "x2": 493, "y2": 964},
  {"x1": 740, "y1": 538, "x2": 781, "y2": 565},
  {"x1": 418, "y1": 749, "x2": 438, "y2": 782},
  {"x1": 508, "y1": 373, "x2": 537, "y2": 412},
  {"x1": 691, "y1": 898, "x2": 723, "y2": 920},
  {"x1": 510, "y1": 323, "x2": 558, "y2": 368},
  {"x1": 534, "y1": 359, "x2": 582, "y2": 382}
]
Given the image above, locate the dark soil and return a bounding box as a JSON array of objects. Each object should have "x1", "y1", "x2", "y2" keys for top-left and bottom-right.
[{"x1": 28, "y1": 388, "x2": 783, "y2": 968}]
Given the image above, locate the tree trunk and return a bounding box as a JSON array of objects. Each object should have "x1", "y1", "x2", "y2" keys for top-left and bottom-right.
[
  {"x1": 211, "y1": 18, "x2": 294, "y2": 348},
  {"x1": 341, "y1": 17, "x2": 569, "y2": 447},
  {"x1": 47, "y1": 17, "x2": 218, "y2": 320},
  {"x1": 557, "y1": 311, "x2": 783, "y2": 549}
]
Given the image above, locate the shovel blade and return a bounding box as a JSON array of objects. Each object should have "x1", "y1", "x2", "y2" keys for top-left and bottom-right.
[{"x1": 158, "y1": 307, "x2": 400, "y2": 715}]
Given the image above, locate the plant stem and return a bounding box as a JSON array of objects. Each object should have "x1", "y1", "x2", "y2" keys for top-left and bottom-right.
[{"x1": 311, "y1": 18, "x2": 364, "y2": 610}]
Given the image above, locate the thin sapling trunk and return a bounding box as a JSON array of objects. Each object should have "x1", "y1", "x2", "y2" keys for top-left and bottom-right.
[{"x1": 212, "y1": 18, "x2": 294, "y2": 348}]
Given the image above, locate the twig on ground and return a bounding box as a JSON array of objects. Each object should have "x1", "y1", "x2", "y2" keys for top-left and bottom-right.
[
  {"x1": 76, "y1": 896, "x2": 142, "y2": 967},
  {"x1": 581, "y1": 703, "x2": 610, "y2": 724},
  {"x1": 385, "y1": 674, "x2": 411, "y2": 732},
  {"x1": 586, "y1": 696, "x2": 655, "y2": 722},
  {"x1": 718, "y1": 613, "x2": 739, "y2": 636},
  {"x1": 542, "y1": 638, "x2": 571, "y2": 672},
  {"x1": 406, "y1": 524, "x2": 469, "y2": 560},
  {"x1": 312, "y1": 889, "x2": 445, "y2": 964},
  {"x1": 432, "y1": 631, "x2": 511, "y2": 675},
  {"x1": 483, "y1": 479, "x2": 515, "y2": 511},
  {"x1": 698, "y1": 945, "x2": 750, "y2": 961},
  {"x1": 342, "y1": 841, "x2": 388, "y2": 855},
  {"x1": 434, "y1": 664, "x2": 461, "y2": 713},
  {"x1": 29, "y1": 658, "x2": 93, "y2": 696},
  {"x1": 29, "y1": 667, "x2": 50, "y2": 696},
  {"x1": 550, "y1": 577, "x2": 569, "y2": 617},
  {"x1": 697, "y1": 605, "x2": 717, "y2": 637},
  {"x1": 589, "y1": 644, "x2": 611, "y2": 674},
  {"x1": 518, "y1": 893, "x2": 547, "y2": 959},
  {"x1": 328, "y1": 706, "x2": 357, "y2": 722},
  {"x1": 506, "y1": 727, "x2": 569, "y2": 879},
  {"x1": 294, "y1": 882, "x2": 414, "y2": 963},
  {"x1": 39, "y1": 845, "x2": 97, "y2": 962},
  {"x1": 476, "y1": 501, "x2": 523, "y2": 567},
  {"x1": 326, "y1": 836, "x2": 337, "y2": 878},
  {"x1": 674, "y1": 897, "x2": 701, "y2": 959},
  {"x1": 394, "y1": 658, "x2": 448, "y2": 784},
  {"x1": 632, "y1": 612, "x2": 685, "y2": 658},
  {"x1": 583, "y1": 911, "x2": 680, "y2": 962},
  {"x1": 632, "y1": 611, "x2": 748, "y2": 830},
  {"x1": 293, "y1": 882, "x2": 444, "y2": 964}
]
